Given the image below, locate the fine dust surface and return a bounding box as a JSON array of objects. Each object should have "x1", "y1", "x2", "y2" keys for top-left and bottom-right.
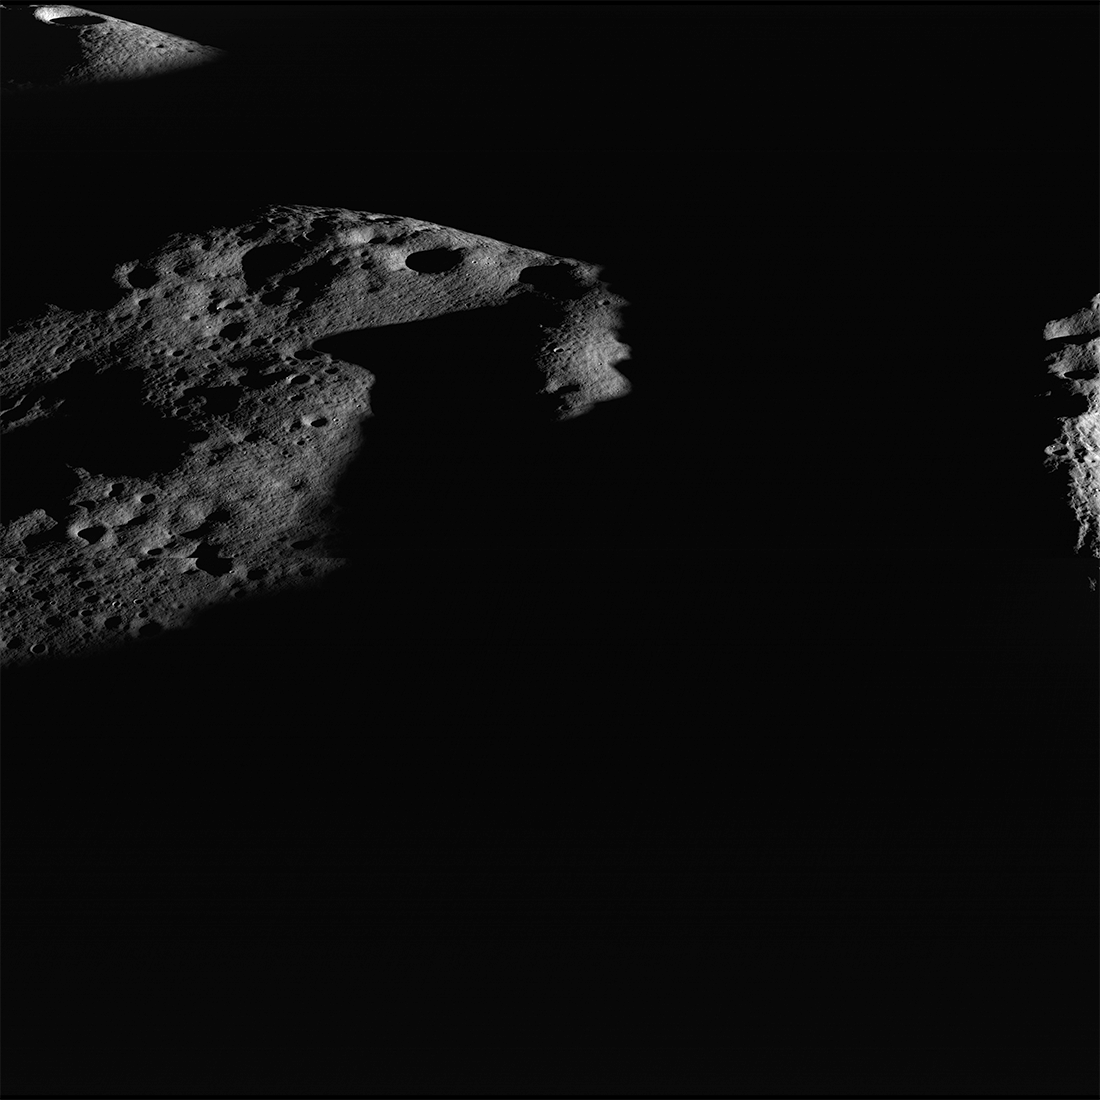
[
  {"x1": 0, "y1": 203, "x2": 633, "y2": 666},
  {"x1": 0, "y1": 3, "x2": 225, "y2": 93}
]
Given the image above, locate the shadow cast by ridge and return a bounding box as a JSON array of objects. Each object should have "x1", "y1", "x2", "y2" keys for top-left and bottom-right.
[
  {"x1": 0, "y1": 7, "x2": 87, "y2": 89},
  {"x1": 312, "y1": 297, "x2": 635, "y2": 553}
]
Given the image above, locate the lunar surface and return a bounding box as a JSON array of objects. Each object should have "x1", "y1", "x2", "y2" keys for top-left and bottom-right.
[
  {"x1": 0, "y1": 204, "x2": 633, "y2": 666},
  {"x1": 0, "y1": 3, "x2": 225, "y2": 93},
  {"x1": 1042, "y1": 294, "x2": 1100, "y2": 557}
]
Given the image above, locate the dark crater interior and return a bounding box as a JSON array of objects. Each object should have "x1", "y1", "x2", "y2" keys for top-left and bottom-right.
[{"x1": 0, "y1": 360, "x2": 193, "y2": 525}]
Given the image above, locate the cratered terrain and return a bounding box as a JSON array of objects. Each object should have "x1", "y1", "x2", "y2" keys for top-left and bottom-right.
[
  {"x1": 0, "y1": 203, "x2": 634, "y2": 667},
  {"x1": 1042, "y1": 294, "x2": 1100, "y2": 557},
  {"x1": 0, "y1": 3, "x2": 225, "y2": 93}
]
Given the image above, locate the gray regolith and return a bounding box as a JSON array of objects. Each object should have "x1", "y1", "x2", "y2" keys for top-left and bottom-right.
[
  {"x1": 0, "y1": 3, "x2": 226, "y2": 93},
  {"x1": 0, "y1": 203, "x2": 633, "y2": 666}
]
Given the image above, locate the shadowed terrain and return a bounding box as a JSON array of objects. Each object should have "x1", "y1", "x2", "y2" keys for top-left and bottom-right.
[{"x1": 0, "y1": 5, "x2": 87, "y2": 88}]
